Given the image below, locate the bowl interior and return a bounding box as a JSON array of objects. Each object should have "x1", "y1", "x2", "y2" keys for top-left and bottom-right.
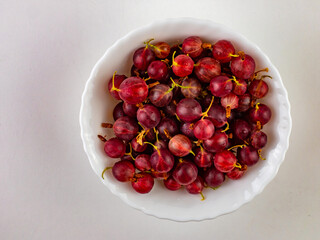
[{"x1": 80, "y1": 18, "x2": 291, "y2": 221}]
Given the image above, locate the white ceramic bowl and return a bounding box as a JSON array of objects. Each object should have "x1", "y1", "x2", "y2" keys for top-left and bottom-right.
[{"x1": 80, "y1": 18, "x2": 292, "y2": 221}]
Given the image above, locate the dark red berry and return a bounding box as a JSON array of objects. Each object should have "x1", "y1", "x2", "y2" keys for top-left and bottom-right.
[
  {"x1": 173, "y1": 161, "x2": 198, "y2": 185},
  {"x1": 131, "y1": 172, "x2": 154, "y2": 194},
  {"x1": 112, "y1": 160, "x2": 135, "y2": 182}
]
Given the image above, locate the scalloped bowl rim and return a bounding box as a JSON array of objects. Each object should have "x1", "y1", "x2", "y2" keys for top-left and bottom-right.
[{"x1": 80, "y1": 17, "x2": 292, "y2": 221}]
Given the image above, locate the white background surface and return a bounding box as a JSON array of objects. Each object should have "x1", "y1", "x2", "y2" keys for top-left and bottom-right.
[{"x1": 0, "y1": 0, "x2": 319, "y2": 239}]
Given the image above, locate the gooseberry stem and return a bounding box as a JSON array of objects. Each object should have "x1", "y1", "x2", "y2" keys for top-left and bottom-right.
[
  {"x1": 101, "y1": 166, "x2": 112, "y2": 179},
  {"x1": 136, "y1": 130, "x2": 146, "y2": 145},
  {"x1": 255, "y1": 102, "x2": 260, "y2": 111},
  {"x1": 230, "y1": 75, "x2": 240, "y2": 85},
  {"x1": 148, "y1": 81, "x2": 160, "y2": 88},
  {"x1": 200, "y1": 192, "x2": 205, "y2": 201},
  {"x1": 154, "y1": 128, "x2": 159, "y2": 142},
  {"x1": 169, "y1": 77, "x2": 190, "y2": 89},
  {"x1": 143, "y1": 38, "x2": 155, "y2": 49},
  {"x1": 249, "y1": 68, "x2": 269, "y2": 82},
  {"x1": 258, "y1": 149, "x2": 266, "y2": 160},
  {"x1": 221, "y1": 122, "x2": 230, "y2": 132},
  {"x1": 175, "y1": 113, "x2": 181, "y2": 122},
  {"x1": 111, "y1": 71, "x2": 120, "y2": 92},
  {"x1": 163, "y1": 129, "x2": 171, "y2": 139},
  {"x1": 136, "y1": 123, "x2": 146, "y2": 145},
  {"x1": 199, "y1": 143, "x2": 204, "y2": 151},
  {"x1": 171, "y1": 51, "x2": 177, "y2": 66},
  {"x1": 228, "y1": 144, "x2": 246, "y2": 151},
  {"x1": 255, "y1": 67, "x2": 269, "y2": 74},
  {"x1": 259, "y1": 75, "x2": 272, "y2": 80},
  {"x1": 144, "y1": 141, "x2": 158, "y2": 151},
  {"x1": 125, "y1": 142, "x2": 135, "y2": 160},
  {"x1": 201, "y1": 96, "x2": 214, "y2": 119},
  {"x1": 233, "y1": 162, "x2": 242, "y2": 169}
]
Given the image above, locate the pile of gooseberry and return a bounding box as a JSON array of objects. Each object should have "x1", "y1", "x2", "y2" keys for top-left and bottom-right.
[{"x1": 98, "y1": 36, "x2": 272, "y2": 199}]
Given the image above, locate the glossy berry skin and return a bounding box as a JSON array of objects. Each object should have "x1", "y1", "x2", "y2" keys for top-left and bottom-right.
[
  {"x1": 248, "y1": 79, "x2": 269, "y2": 99},
  {"x1": 108, "y1": 74, "x2": 126, "y2": 100},
  {"x1": 151, "y1": 42, "x2": 170, "y2": 59},
  {"x1": 201, "y1": 94, "x2": 214, "y2": 109},
  {"x1": 251, "y1": 130, "x2": 267, "y2": 149},
  {"x1": 119, "y1": 77, "x2": 148, "y2": 104},
  {"x1": 210, "y1": 75, "x2": 233, "y2": 97},
  {"x1": 194, "y1": 147, "x2": 213, "y2": 168},
  {"x1": 230, "y1": 54, "x2": 255, "y2": 79},
  {"x1": 182, "y1": 36, "x2": 203, "y2": 58},
  {"x1": 112, "y1": 160, "x2": 135, "y2": 182},
  {"x1": 249, "y1": 104, "x2": 272, "y2": 125},
  {"x1": 113, "y1": 116, "x2": 139, "y2": 141},
  {"x1": 194, "y1": 57, "x2": 221, "y2": 83},
  {"x1": 212, "y1": 40, "x2": 235, "y2": 63},
  {"x1": 238, "y1": 146, "x2": 259, "y2": 166},
  {"x1": 193, "y1": 119, "x2": 215, "y2": 140},
  {"x1": 186, "y1": 176, "x2": 204, "y2": 194},
  {"x1": 172, "y1": 54, "x2": 194, "y2": 77},
  {"x1": 163, "y1": 102, "x2": 177, "y2": 117},
  {"x1": 176, "y1": 98, "x2": 202, "y2": 122},
  {"x1": 135, "y1": 154, "x2": 151, "y2": 171},
  {"x1": 237, "y1": 94, "x2": 251, "y2": 112},
  {"x1": 104, "y1": 138, "x2": 126, "y2": 158},
  {"x1": 154, "y1": 139, "x2": 167, "y2": 150},
  {"x1": 113, "y1": 102, "x2": 125, "y2": 121},
  {"x1": 169, "y1": 77, "x2": 182, "y2": 96},
  {"x1": 203, "y1": 130, "x2": 228, "y2": 153},
  {"x1": 204, "y1": 167, "x2": 225, "y2": 188},
  {"x1": 157, "y1": 118, "x2": 179, "y2": 141},
  {"x1": 181, "y1": 78, "x2": 202, "y2": 98},
  {"x1": 131, "y1": 173, "x2": 154, "y2": 194},
  {"x1": 147, "y1": 60, "x2": 168, "y2": 81},
  {"x1": 207, "y1": 104, "x2": 227, "y2": 128},
  {"x1": 164, "y1": 176, "x2": 181, "y2": 191},
  {"x1": 145, "y1": 129, "x2": 155, "y2": 142},
  {"x1": 137, "y1": 104, "x2": 161, "y2": 129},
  {"x1": 169, "y1": 134, "x2": 192, "y2": 157},
  {"x1": 234, "y1": 119, "x2": 252, "y2": 141},
  {"x1": 180, "y1": 122, "x2": 195, "y2": 139},
  {"x1": 232, "y1": 79, "x2": 247, "y2": 95},
  {"x1": 148, "y1": 84, "x2": 173, "y2": 107},
  {"x1": 150, "y1": 149, "x2": 174, "y2": 173},
  {"x1": 227, "y1": 166, "x2": 247, "y2": 180},
  {"x1": 214, "y1": 150, "x2": 237, "y2": 173},
  {"x1": 133, "y1": 47, "x2": 155, "y2": 70},
  {"x1": 131, "y1": 138, "x2": 147, "y2": 152},
  {"x1": 120, "y1": 154, "x2": 134, "y2": 162},
  {"x1": 173, "y1": 161, "x2": 198, "y2": 185},
  {"x1": 221, "y1": 93, "x2": 239, "y2": 111},
  {"x1": 122, "y1": 102, "x2": 138, "y2": 117}
]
